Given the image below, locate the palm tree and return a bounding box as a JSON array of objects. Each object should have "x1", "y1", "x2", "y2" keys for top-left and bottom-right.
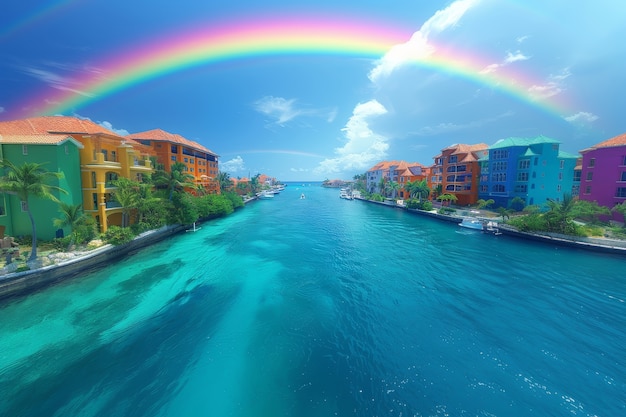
[
  {"x1": 53, "y1": 203, "x2": 88, "y2": 249},
  {"x1": 388, "y1": 181, "x2": 400, "y2": 199},
  {"x1": 217, "y1": 171, "x2": 233, "y2": 192},
  {"x1": 407, "y1": 179, "x2": 430, "y2": 203},
  {"x1": 437, "y1": 193, "x2": 458, "y2": 207},
  {"x1": 545, "y1": 193, "x2": 577, "y2": 233},
  {"x1": 154, "y1": 162, "x2": 195, "y2": 200},
  {"x1": 0, "y1": 160, "x2": 66, "y2": 261},
  {"x1": 250, "y1": 174, "x2": 261, "y2": 195},
  {"x1": 111, "y1": 177, "x2": 141, "y2": 227}
]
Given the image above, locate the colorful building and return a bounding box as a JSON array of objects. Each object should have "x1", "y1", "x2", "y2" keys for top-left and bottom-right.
[
  {"x1": 397, "y1": 163, "x2": 429, "y2": 200},
  {"x1": 579, "y1": 133, "x2": 626, "y2": 222},
  {"x1": 0, "y1": 116, "x2": 154, "y2": 233},
  {"x1": 437, "y1": 143, "x2": 488, "y2": 206},
  {"x1": 0, "y1": 133, "x2": 84, "y2": 240},
  {"x1": 478, "y1": 136, "x2": 579, "y2": 209},
  {"x1": 366, "y1": 160, "x2": 426, "y2": 197},
  {"x1": 126, "y1": 129, "x2": 220, "y2": 194}
]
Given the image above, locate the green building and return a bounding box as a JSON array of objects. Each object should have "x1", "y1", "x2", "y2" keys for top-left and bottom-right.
[{"x1": 0, "y1": 134, "x2": 84, "y2": 240}]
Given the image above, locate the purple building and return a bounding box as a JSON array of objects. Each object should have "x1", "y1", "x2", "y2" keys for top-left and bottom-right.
[{"x1": 579, "y1": 133, "x2": 626, "y2": 222}]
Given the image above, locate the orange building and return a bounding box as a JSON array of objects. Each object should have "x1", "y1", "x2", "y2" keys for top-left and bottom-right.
[
  {"x1": 126, "y1": 129, "x2": 220, "y2": 194},
  {"x1": 436, "y1": 143, "x2": 488, "y2": 206}
]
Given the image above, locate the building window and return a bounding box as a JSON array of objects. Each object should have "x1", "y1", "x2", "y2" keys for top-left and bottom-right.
[
  {"x1": 519, "y1": 159, "x2": 530, "y2": 169},
  {"x1": 586, "y1": 172, "x2": 593, "y2": 181},
  {"x1": 448, "y1": 155, "x2": 457, "y2": 163},
  {"x1": 585, "y1": 186, "x2": 591, "y2": 194},
  {"x1": 589, "y1": 158, "x2": 595, "y2": 167},
  {"x1": 171, "y1": 145, "x2": 178, "y2": 153},
  {"x1": 559, "y1": 172, "x2": 563, "y2": 180},
  {"x1": 0, "y1": 194, "x2": 6, "y2": 216},
  {"x1": 21, "y1": 201, "x2": 28, "y2": 212},
  {"x1": 514, "y1": 185, "x2": 528, "y2": 193},
  {"x1": 621, "y1": 172, "x2": 626, "y2": 181},
  {"x1": 559, "y1": 160, "x2": 564, "y2": 169},
  {"x1": 616, "y1": 187, "x2": 626, "y2": 198},
  {"x1": 22, "y1": 145, "x2": 28, "y2": 155},
  {"x1": 557, "y1": 184, "x2": 562, "y2": 192},
  {"x1": 517, "y1": 172, "x2": 529, "y2": 181},
  {"x1": 171, "y1": 156, "x2": 176, "y2": 161},
  {"x1": 574, "y1": 170, "x2": 581, "y2": 181},
  {"x1": 492, "y1": 184, "x2": 506, "y2": 193},
  {"x1": 622, "y1": 156, "x2": 626, "y2": 166}
]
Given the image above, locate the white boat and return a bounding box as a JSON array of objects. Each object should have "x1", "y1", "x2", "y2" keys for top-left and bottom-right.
[
  {"x1": 300, "y1": 193, "x2": 306, "y2": 199},
  {"x1": 339, "y1": 188, "x2": 353, "y2": 200},
  {"x1": 459, "y1": 218, "x2": 485, "y2": 230},
  {"x1": 459, "y1": 218, "x2": 501, "y2": 234},
  {"x1": 257, "y1": 190, "x2": 275, "y2": 199}
]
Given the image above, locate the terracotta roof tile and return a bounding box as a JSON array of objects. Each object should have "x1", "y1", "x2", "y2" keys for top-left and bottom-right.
[
  {"x1": 0, "y1": 133, "x2": 84, "y2": 148},
  {"x1": 127, "y1": 128, "x2": 217, "y2": 155},
  {"x1": 590, "y1": 133, "x2": 626, "y2": 149}
]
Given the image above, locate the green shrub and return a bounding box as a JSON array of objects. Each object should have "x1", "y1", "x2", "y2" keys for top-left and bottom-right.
[{"x1": 102, "y1": 226, "x2": 135, "y2": 245}]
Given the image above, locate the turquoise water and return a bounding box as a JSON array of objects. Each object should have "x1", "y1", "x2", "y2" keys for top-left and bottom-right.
[{"x1": 1, "y1": 183, "x2": 625, "y2": 417}]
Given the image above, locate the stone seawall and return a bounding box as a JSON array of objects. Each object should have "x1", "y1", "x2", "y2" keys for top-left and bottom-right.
[{"x1": 0, "y1": 225, "x2": 186, "y2": 301}]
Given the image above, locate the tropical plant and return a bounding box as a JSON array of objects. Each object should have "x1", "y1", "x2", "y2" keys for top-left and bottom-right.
[
  {"x1": 388, "y1": 181, "x2": 400, "y2": 199},
  {"x1": 476, "y1": 199, "x2": 495, "y2": 209},
  {"x1": 544, "y1": 193, "x2": 578, "y2": 234},
  {"x1": 218, "y1": 171, "x2": 233, "y2": 192},
  {"x1": 153, "y1": 162, "x2": 195, "y2": 200},
  {"x1": 0, "y1": 160, "x2": 66, "y2": 261},
  {"x1": 509, "y1": 196, "x2": 526, "y2": 212},
  {"x1": 613, "y1": 202, "x2": 626, "y2": 226},
  {"x1": 496, "y1": 207, "x2": 514, "y2": 221},
  {"x1": 406, "y1": 179, "x2": 430, "y2": 202},
  {"x1": 102, "y1": 225, "x2": 135, "y2": 245},
  {"x1": 437, "y1": 193, "x2": 458, "y2": 207},
  {"x1": 53, "y1": 203, "x2": 91, "y2": 250},
  {"x1": 250, "y1": 174, "x2": 261, "y2": 195},
  {"x1": 111, "y1": 177, "x2": 143, "y2": 227}
]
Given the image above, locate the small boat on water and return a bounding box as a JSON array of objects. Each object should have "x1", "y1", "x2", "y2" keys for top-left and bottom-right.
[
  {"x1": 257, "y1": 190, "x2": 275, "y2": 199},
  {"x1": 300, "y1": 193, "x2": 306, "y2": 199},
  {"x1": 459, "y1": 217, "x2": 501, "y2": 234},
  {"x1": 186, "y1": 222, "x2": 201, "y2": 232},
  {"x1": 339, "y1": 188, "x2": 353, "y2": 200}
]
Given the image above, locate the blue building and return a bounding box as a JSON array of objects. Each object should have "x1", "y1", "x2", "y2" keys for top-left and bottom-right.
[{"x1": 478, "y1": 136, "x2": 579, "y2": 209}]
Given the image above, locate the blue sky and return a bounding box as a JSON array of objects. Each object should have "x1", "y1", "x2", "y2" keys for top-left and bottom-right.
[{"x1": 1, "y1": 0, "x2": 625, "y2": 181}]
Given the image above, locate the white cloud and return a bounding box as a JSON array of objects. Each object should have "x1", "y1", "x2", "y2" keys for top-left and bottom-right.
[
  {"x1": 528, "y1": 68, "x2": 571, "y2": 100},
  {"x1": 220, "y1": 156, "x2": 246, "y2": 173},
  {"x1": 0, "y1": 106, "x2": 4, "y2": 114},
  {"x1": 253, "y1": 96, "x2": 302, "y2": 126},
  {"x1": 504, "y1": 50, "x2": 530, "y2": 64},
  {"x1": 98, "y1": 120, "x2": 129, "y2": 136},
  {"x1": 480, "y1": 50, "x2": 530, "y2": 74},
  {"x1": 313, "y1": 100, "x2": 389, "y2": 176},
  {"x1": 564, "y1": 112, "x2": 599, "y2": 124},
  {"x1": 516, "y1": 35, "x2": 529, "y2": 44},
  {"x1": 369, "y1": 0, "x2": 479, "y2": 83},
  {"x1": 19, "y1": 66, "x2": 94, "y2": 97}
]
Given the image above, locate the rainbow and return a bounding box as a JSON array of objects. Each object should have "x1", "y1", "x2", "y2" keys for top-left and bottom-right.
[
  {"x1": 20, "y1": 14, "x2": 571, "y2": 118},
  {"x1": 0, "y1": 1, "x2": 78, "y2": 40}
]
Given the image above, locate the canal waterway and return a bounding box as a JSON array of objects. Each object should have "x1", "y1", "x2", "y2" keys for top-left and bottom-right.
[{"x1": 1, "y1": 183, "x2": 625, "y2": 416}]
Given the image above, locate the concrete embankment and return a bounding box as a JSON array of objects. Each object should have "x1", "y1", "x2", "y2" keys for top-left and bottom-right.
[{"x1": 0, "y1": 225, "x2": 186, "y2": 301}]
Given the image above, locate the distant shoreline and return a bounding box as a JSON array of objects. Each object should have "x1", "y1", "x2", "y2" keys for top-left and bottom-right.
[{"x1": 355, "y1": 197, "x2": 626, "y2": 255}]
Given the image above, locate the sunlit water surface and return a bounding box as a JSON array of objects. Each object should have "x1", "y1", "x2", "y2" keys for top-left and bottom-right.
[{"x1": 1, "y1": 183, "x2": 625, "y2": 417}]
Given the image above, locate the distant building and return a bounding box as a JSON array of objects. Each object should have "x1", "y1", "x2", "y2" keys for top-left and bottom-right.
[
  {"x1": 366, "y1": 160, "x2": 426, "y2": 198},
  {"x1": 437, "y1": 143, "x2": 488, "y2": 206},
  {"x1": 478, "y1": 136, "x2": 579, "y2": 209},
  {"x1": 127, "y1": 129, "x2": 220, "y2": 194},
  {"x1": 579, "y1": 133, "x2": 626, "y2": 222}
]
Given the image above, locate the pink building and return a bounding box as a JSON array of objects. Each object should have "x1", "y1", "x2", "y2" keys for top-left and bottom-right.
[{"x1": 579, "y1": 133, "x2": 626, "y2": 222}]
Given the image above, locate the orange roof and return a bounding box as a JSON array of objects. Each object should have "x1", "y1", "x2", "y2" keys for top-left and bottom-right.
[
  {"x1": 127, "y1": 128, "x2": 217, "y2": 155},
  {"x1": 0, "y1": 116, "x2": 127, "y2": 138},
  {"x1": 368, "y1": 160, "x2": 424, "y2": 172},
  {"x1": 587, "y1": 133, "x2": 626, "y2": 150},
  {"x1": 0, "y1": 133, "x2": 84, "y2": 148}
]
